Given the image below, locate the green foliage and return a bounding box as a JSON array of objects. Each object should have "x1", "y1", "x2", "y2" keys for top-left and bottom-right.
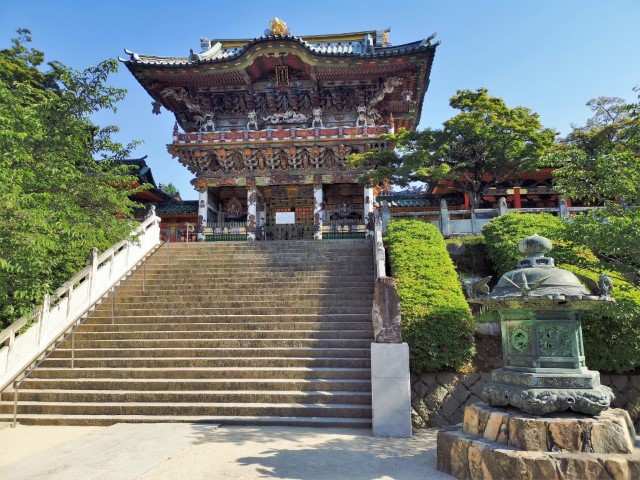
[
  {"x1": 351, "y1": 88, "x2": 556, "y2": 206},
  {"x1": 482, "y1": 213, "x2": 640, "y2": 373},
  {"x1": 0, "y1": 30, "x2": 144, "y2": 327},
  {"x1": 546, "y1": 94, "x2": 640, "y2": 284},
  {"x1": 386, "y1": 219, "x2": 475, "y2": 373},
  {"x1": 482, "y1": 213, "x2": 598, "y2": 275}
]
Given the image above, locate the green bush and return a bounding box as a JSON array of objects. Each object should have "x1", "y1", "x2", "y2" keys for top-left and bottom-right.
[
  {"x1": 482, "y1": 213, "x2": 640, "y2": 373},
  {"x1": 386, "y1": 219, "x2": 475, "y2": 373}
]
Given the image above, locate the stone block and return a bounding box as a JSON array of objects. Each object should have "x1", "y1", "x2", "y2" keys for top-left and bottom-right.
[
  {"x1": 414, "y1": 380, "x2": 429, "y2": 398},
  {"x1": 604, "y1": 456, "x2": 631, "y2": 480},
  {"x1": 452, "y1": 383, "x2": 471, "y2": 404},
  {"x1": 548, "y1": 419, "x2": 582, "y2": 452},
  {"x1": 373, "y1": 407, "x2": 412, "y2": 438},
  {"x1": 509, "y1": 417, "x2": 548, "y2": 451},
  {"x1": 371, "y1": 343, "x2": 411, "y2": 438},
  {"x1": 470, "y1": 378, "x2": 488, "y2": 397},
  {"x1": 436, "y1": 372, "x2": 458, "y2": 389},
  {"x1": 429, "y1": 411, "x2": 450, "y2": 428},
  {"x1": 370, "y1": 342, "x2": 409, "y2": 379},
  {"x1": 464, "y1": 372, "x2": 481, "y2": 386},
  {"x1": 463, "y1": 405, "x2": 480, "y2": 436},
  {"x1": 590, "y1": 413, "x2": 634, "y2": 454},
  {"x1": 483, "y1": 411, "x2": 507, "y2": 443},
  {"x1": 450, "y1": 409, "x2": 464, "y2": 426},
  {"x1": 424, "y1": 385, "x2": 450, "y2": 410},
  {"x1": 441, "y1": 397, "x2": 462, "y2": 419},
  {"x1": 423, "y1": 374, "x2": 438, "y2": 388}
]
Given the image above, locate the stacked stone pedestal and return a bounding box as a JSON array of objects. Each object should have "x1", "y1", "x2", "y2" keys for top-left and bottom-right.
[{"x1": 438, "y1": 403, "x2": 640, "y2": 479}]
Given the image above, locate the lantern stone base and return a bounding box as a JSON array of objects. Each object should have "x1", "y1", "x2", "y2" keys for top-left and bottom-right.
[
  {"x1": 437, "y1": 403, "x2": 640, "y2": 480},
  {"x1": 483, "y1": 368, "x2": 614, "y2": 416}
]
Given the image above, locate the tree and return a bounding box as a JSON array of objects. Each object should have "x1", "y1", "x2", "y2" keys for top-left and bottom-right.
[
  {"x1": 0, "y1": 30, "x2": 144, "y2": 327},
  {"x1": 548, "y1": 93, "x2": 640, "y2": 285},
  {"x1": 159, "y1": 182, "x2": 180, "y2": 196},
  {"x1": 350, "y1": 88, "x2": 556, "y2": 207}
]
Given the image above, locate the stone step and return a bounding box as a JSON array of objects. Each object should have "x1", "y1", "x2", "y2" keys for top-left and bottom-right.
[
  {"x1": 0, "y1": 401, "x2": 372, "y2": 418},
  {"x1": 15, "y1": 377, "x2": 372, "y2": 392},
  {"x1": 0, "y1": 414, "x2": 372, "y2": 428},
  {"x1": 84, "y1": 313, "x2": 371, "y2": 325},
  {"x1": 31, "y1": 362, "x2": 371, "y2": 376},
  {"x1": 117, "y1": 280, "x2": 373, "y2": 291},
  {"x1": 74, "y1": 330, "x2": 373, "y2": 341},
  {"x1": 114, "y1": 287, "x2": 374, "y2": 300},
  {"x1": 48, "y1": 346, "x2": 371, "y2": 359},
  {"x1": 97, "y1": 298, "x2": 373, "y2": 310},
  {"x1": 57, "y1": 338, "x2": 374, "y2": 350},
  {"x1": 4, "y1": 239, "x2": 376, "y2": 428},
  {"x1": 6, "y1": 389, "x2": 372, "y2": 405},
  {"x1": 141, "y1": 257, "x2": 373, "y2": 265},
  {"x1": 89, "y1": 306, "x2": 371, "y2": 316},
  {"x1": 79, "y1": 321, "x2": 373, "y2": 332},
  {"x1": 123, "y1": 272, "x2": 373, "y2": 282}
]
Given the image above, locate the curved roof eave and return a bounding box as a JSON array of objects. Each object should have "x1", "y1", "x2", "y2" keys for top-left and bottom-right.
[{"x1": 119, "y1": 34, "x2": 437, "y2": 67}]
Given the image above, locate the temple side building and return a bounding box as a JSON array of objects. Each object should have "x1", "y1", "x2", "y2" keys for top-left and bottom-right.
[{"x1": 121, "y1": 19, "x2": 438, "y2": 240}]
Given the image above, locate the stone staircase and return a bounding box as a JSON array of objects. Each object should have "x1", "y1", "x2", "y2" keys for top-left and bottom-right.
[{"x1": 0, "y1": 240, "x2": 374, "y2": 427}]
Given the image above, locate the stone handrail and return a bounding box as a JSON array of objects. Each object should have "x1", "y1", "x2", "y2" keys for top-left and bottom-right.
[
  {"x1": 373, "y1": 216, "x2": 386, "y2": 280},
  {"x1": 0, "y1": 214, "x2": 162, "y2": 392}
]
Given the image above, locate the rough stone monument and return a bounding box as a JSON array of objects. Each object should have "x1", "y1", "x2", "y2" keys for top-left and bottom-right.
[{"x1": 437, "y1": 234, "x2": 640, "y2": 479}]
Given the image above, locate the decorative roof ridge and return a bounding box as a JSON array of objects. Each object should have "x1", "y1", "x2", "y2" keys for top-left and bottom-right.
[{"x1": 119, "y1": 33, "x2": 438, "y2": 66}]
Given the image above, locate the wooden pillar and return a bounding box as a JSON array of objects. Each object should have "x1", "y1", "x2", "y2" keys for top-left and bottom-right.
[
  {"x1": 463, "y1": 192, "x2": 470, "y2": 210},
  {"x1": 513, "y1": 187, "x2": 522, "y2": 209},
  {"x1": 313, "y1": 175, "x2": 324, "y2": 240}
]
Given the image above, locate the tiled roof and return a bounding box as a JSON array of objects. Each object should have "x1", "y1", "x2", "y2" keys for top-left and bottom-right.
[
  {"x1": 121, "y1": 34, "x2": 437, "y2": 66},
  {"x1": 155, "y1": 201, "x2": 199, "y2": 215}
]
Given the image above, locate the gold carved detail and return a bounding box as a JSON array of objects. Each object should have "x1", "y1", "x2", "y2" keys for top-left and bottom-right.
[{"x1": 270, "y1": 18, "x2": 288, "y2": 36}]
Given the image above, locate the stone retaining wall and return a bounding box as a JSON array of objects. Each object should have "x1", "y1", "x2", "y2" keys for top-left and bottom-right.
[{"x1": 410, "y1": 372, "x2": 640, "y2": 433}]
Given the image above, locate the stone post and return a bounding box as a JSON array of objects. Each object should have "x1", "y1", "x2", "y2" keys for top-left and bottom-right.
[
  {"x1": 558, "y1": 196, "x2": 568, "y2": 218},
  {"x1": 197, "y1": 184, "x2": 208, "y2": 241},
  {"x1": 498, "y1": 196, "x2": 508, "y2": 216},
  {"x1": 439, "y1": 199, "x2": 451, "y2": 238},
  {"x1": 380, "y1": 200, "x2": 391, "y2": 232},
  {"x1": 246, "y1": 177, "x2": 257, "y2": 240},
  {"x1": 364, "y1": 185, "x2": 374, "y2": 237},
  {"x1": 313, "y1": 175, "x2": 324, "y2": 240},
  {"x1": 370, "y1": 277, "x2": 411, "y2": 437}
]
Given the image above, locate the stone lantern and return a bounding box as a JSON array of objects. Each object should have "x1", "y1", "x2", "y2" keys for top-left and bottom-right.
[
  {"x1": 472, "y1": 233, "x2": 614, "y2": 416},
  {"x1": 437, "y1": 234, "x2": 640, "y2": 479}
]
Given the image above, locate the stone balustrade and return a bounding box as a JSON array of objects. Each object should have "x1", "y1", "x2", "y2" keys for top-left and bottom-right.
[{"x1": 0, "y1": 214, "x2": 162, "y2": 392}]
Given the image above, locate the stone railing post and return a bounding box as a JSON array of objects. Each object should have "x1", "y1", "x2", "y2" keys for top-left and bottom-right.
[
  {"x1": 498, "y1": 197, "x2": 508, "y2": 216},
  {"x1": 439, "y1": 199, "x2": 451, "y2": 238},
  {"x1": 380, "y1": 200, "x2": 391, "y2": 232},
  {"x1": 246, "y1": 177, "x2": 257, "y2": 240},
  {"x1": 313, "y1": 175, "x2": 324, "y2": 240}
]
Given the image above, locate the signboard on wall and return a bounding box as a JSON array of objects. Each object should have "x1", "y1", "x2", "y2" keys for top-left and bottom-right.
[{"x1": 275, "y1": 212, "x2": 296, "y2": 224}]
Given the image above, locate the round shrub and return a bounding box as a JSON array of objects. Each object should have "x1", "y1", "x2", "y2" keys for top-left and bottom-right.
[{"x1": 385, "y1": 219, "x2": 475, "y2": 373}]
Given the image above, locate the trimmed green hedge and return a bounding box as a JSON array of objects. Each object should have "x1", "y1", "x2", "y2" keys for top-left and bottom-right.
[
  {"x1": 386, "y1": 219, "x2": 475, "y2": 373},
  {"x1": 482, "y1": 213, "x2": 640, "y2": 373}
]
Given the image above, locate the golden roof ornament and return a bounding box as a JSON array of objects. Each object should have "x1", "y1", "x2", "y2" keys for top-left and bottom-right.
[{"x1": 268, "y1": 18, "x2": 290, "y2": 36}]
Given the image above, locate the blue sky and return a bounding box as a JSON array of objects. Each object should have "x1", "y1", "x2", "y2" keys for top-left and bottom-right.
[{"x1": 2, "y1": 0, "x2": 639, "y2": 200}]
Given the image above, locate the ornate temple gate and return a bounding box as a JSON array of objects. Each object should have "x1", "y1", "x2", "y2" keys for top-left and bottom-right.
[{"x1": 122, "y1": 19, "x2": 438, "y2": 241}]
